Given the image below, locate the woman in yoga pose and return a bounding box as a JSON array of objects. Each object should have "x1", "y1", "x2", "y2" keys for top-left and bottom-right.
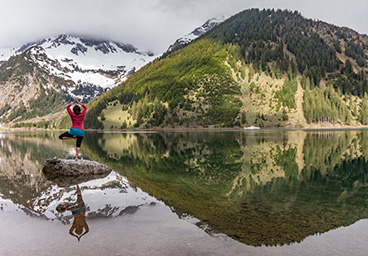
[{"x1": 59, "y1": 98, "x2": 87, "y2": 161}]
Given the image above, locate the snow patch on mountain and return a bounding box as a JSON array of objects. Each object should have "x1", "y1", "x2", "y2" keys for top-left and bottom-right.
[
  {"x1": 0, "y1": 47, "x2": 17, "y2": 61},
  {"x1": 167, "y1": 16, "x2": 227, "y2": 52},
  {"x1": 30, "y1": 46, "x2": 116, "y2": 89},
  {"x1": 38, "y1": 35, "x2": 155, "y2": 74}
]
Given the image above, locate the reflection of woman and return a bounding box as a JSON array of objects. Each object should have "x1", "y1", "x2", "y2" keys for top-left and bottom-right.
[
  {"x1": 56, "y1": 185, "x2": 89, "y2": 241},
  {"x1": 69, "y1": 185, "x2": 89, "y2": 241},
  {"x1": 59, "y1": 97, "x2": 87, "y2": 161}
]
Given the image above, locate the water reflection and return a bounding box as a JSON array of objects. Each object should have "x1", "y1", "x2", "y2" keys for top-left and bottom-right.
[
  {"x1": 57, "y1": 185, "x2": 89, "y2": 241},
  {"x1": 1, "y1": 130, "x2": 368, "y2": 248},
  {"x1": 81, "y1": 130, "x2": 368, "y2": 246}
]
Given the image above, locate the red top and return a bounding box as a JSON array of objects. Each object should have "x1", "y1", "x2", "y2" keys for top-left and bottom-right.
[{"x1": 67, "y1": 103, "x2": 87, "y2": 130}]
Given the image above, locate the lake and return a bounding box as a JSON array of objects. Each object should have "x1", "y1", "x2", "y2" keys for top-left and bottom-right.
[{"x1": 1, "y1": 129, "x2": 368, "y2": 255}]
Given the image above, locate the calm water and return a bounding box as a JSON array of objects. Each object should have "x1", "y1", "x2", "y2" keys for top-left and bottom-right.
[{"x1": 1, "y1": 130, "x2": 368, "y2": 255}]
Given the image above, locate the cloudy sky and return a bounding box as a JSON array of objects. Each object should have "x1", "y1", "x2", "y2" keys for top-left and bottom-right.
[{"x1": 1, "y1": 0, "x2": 367, "y2": 54}]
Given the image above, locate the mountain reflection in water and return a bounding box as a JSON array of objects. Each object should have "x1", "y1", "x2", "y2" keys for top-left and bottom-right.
[
  {"x1": 83, "y1": 130, "x2": 368, "y2": 246},
  {"x1": 1, "y1": 130, "x2": 368, "y2": 248},
  {"x1": 0, "y1": 132, "x2": 159, "y2": 227}
]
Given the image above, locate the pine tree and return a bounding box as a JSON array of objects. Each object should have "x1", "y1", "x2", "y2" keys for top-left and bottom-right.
[
  {"x1": 361, "y1": 93, "x2": 368, "y2": 125},
  {"x1": 345, "y1": 59, "x2": 353, "y2": 74}
]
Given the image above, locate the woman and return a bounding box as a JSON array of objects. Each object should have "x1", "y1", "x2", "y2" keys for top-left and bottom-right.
[
  {"x1": 59, "y1": 98, "x2": 87, "y2": 161},
  {"x1": 56, "y1": 185, "x2": 89, "y2": 241},
  {"x1": 68, "y1": 184, "x2": 89, "y2": 241}
]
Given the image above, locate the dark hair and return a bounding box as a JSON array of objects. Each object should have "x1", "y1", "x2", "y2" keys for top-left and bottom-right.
[{"x1": 73, "y1": 105, "x2": 81, "y2": 115}]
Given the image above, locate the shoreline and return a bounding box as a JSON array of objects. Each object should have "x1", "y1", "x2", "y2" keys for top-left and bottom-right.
[{"x1": 2, "y1": 124, "x2": 368, "y2": 133}]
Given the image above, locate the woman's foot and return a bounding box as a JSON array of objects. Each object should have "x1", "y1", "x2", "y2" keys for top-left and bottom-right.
[{"x1": 75, "y1": 147, "x2": 81, "y2": 162}]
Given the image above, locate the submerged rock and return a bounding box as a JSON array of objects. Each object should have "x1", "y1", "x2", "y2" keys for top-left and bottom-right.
[{"x1": 42, "y1": 157, "x2": 112, "y2": 176}]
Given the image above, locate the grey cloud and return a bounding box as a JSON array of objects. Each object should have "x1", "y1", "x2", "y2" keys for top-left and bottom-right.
[{"x1": 0, "y1": 0, "x2": 367, "y2": 54}]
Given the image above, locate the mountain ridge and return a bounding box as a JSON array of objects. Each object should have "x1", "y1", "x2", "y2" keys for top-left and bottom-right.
[{"x1": 166, "y1": 16, "x2": 226, "y2": 53}]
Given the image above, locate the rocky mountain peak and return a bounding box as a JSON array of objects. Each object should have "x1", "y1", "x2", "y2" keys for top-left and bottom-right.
[
  {"x1": 166, "y1": 16, "x2": 226, "y2": 53},
  {"x1": 0, "y1": 34, "x2": 159, "y2": 124}
]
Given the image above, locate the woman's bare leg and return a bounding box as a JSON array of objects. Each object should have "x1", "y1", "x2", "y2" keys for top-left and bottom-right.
[
  {"x1": 75, "y1": 147, "x2": 80, "y2": 161},
  {"x1": 61, "y1": 137, "x2": 76, "y2": 140}
]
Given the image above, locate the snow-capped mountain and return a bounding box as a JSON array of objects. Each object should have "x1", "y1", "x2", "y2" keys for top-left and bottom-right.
[
  {"x1": 167, "y1": 16, "x2": 226, "y2": 53},
  {"x1": 1, "y1": 34, "x2": 156, "y2": 90},
  {"x1": 0, "y1": 34, "x2": 158, "y2": 123}
]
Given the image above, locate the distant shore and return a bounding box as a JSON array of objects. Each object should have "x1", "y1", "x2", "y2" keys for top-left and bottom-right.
[{"x1": 2, "y1": 124, "x2": 368, "y2": 133}]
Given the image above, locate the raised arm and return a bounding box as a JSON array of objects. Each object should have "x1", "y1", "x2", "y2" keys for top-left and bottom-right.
[
  {"x1": 66, "y1": 99, "x2": 77, "y2": 115},
  {"x1": 69, "y1": 225, "x2": 78, "y2": 238},
  {"x1": 79, "y1": 225, "x2": 89, "y2": 241},
  {"x1": 67, "y1": 98, "x2": 86, "y2": 115},
  {"x1": 74, "y1": 98, "x2": 87, "y2": 115}
]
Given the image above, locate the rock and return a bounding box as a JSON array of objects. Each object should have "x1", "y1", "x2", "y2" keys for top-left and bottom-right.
[
  {"x1": 56, "y1": 202, "x2": 76, "y2": 213},
  {"x1": 42, "y1": 157, "x2": 112, "y2": 176},
  {"x1": 43, "y1": 172, "x2": 111, "y2": 187}
]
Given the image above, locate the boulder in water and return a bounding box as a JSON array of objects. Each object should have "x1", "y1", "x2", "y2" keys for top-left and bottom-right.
[
  {"x1": 43, "y1": 172, "x2": 111, "y2": 187},
  {"x1": 42, "y1": 157, "x2": 112, "y2": 176}
]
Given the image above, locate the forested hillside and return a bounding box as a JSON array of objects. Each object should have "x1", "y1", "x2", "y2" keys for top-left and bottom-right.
[{"x1": 54, "y1": 9, "x2": 368, "y2": 129}]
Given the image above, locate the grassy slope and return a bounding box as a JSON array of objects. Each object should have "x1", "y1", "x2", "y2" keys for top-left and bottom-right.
[
  {"x1": 82, "y1": 39, "x2": 244, "y2": 129},
  {"x1": 100, "y1": 101, "x2": 134, "y2": 129},
  {"x1": 83, "y1": 41, "x2": 360, "y2": 129}
]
